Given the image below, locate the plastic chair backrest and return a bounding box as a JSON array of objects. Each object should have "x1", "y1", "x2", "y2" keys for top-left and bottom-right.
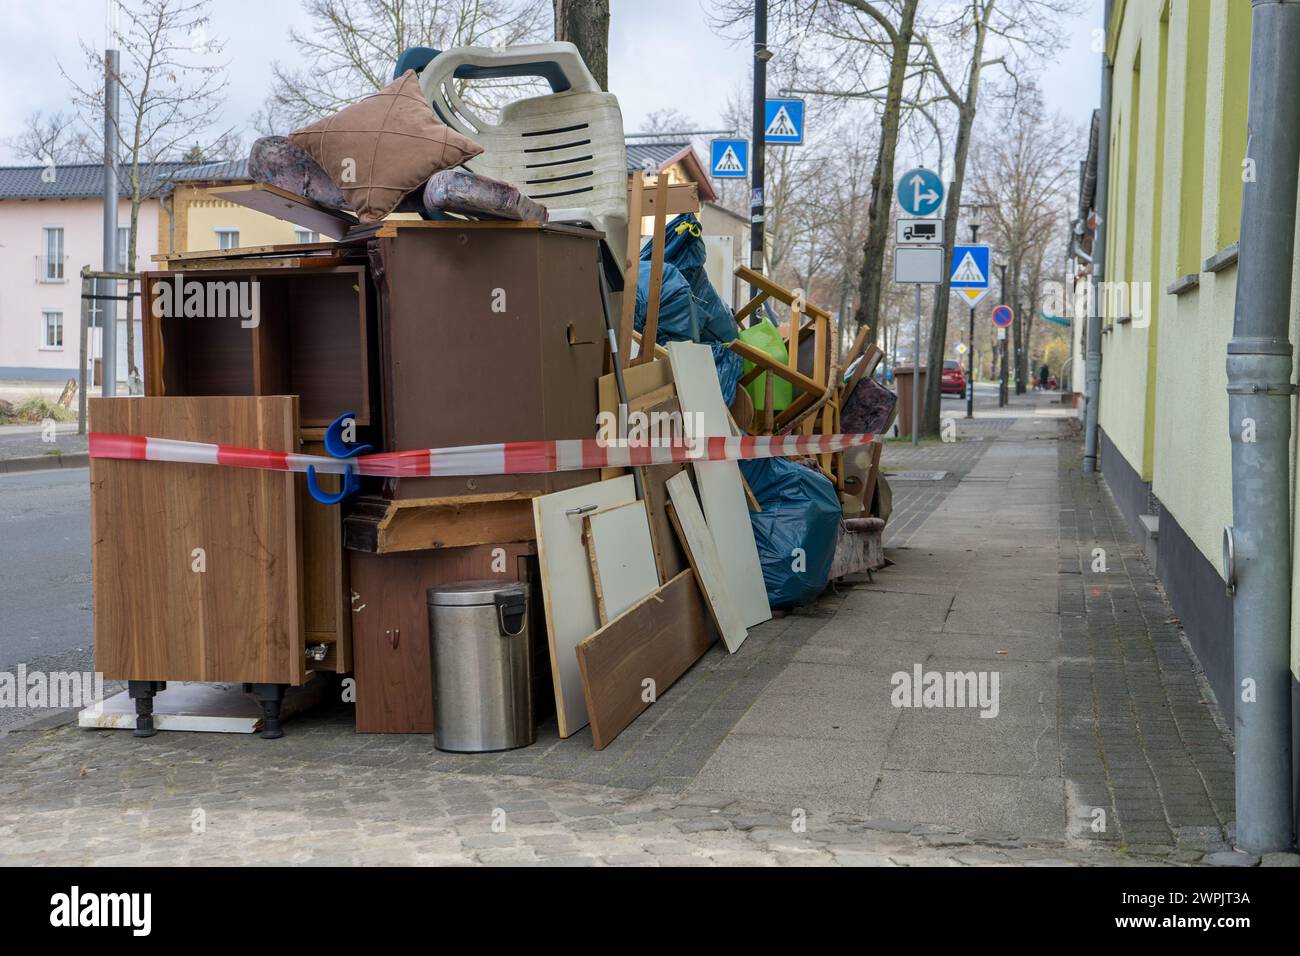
[{"x1": 415, "y1": 42, "x2": 628, "y2": 266}]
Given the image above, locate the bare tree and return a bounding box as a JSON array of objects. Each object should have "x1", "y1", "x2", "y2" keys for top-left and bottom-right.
[
  {"x1": 4, "y1": 111, "x2": 95, "y2": 166},
  {"x1": 63, "y1": 0, "x2": 233, "y2": 379},
  {"x1": 553, "y1": 0, "x2": 609, "y2": 89},
  {"x1": 914, "y1": 0, "x2": 1083, "y2": 434},
  {"x1": 969, "y1": 86, "x2": 1077, "y2": 392},
  {"x1": 264, "y1": 0, "x2": 550, "y2": 132}
]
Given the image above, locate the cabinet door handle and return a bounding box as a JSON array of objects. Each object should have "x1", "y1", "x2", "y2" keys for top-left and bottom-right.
[{"x1": 390, "y1": 628, "x2": 400, "y2": 649}]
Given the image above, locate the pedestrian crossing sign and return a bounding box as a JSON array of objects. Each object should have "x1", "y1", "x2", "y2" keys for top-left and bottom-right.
[
  {"x1": 764, "y1": 98, "x2": 805, "y2": 144},
  {"x1": 950, "y1": 244, "x2": 991, "y2": 290},
  {"x1": 710, "y1": 138, "x2": 749, "y2": 179}
]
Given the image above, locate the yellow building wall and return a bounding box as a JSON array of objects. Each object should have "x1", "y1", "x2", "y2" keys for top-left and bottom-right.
[
  {"x1": 1149, "y1": 0, "x2": 1243, "y2": 579},
  {"x1": 1097, "y1": 0, "x2": 1162, "y2": 482},
  {"x1": 154, "y1": 183, "x2": 336, "y2": 261}
]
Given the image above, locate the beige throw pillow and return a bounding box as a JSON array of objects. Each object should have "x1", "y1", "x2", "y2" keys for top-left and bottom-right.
[{"x1": 290, "y1": 71, "x2": 483, "y2": 223}]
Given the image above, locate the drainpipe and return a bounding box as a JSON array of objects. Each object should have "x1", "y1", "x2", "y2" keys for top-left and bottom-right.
[
  {"x1": 1082, "y1": 0, "x2": 1112, "y2": 473},
  {"x1": 1225, "y1": 0, "x2": 1300, "y2": 854}
]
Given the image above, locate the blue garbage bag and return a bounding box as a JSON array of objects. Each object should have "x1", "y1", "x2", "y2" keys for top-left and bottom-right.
[
  {"x1": 641, "y1": 214, "x2": 737, "y2": 343},
  {"x1": 739, "y1": 456, "x2": 842, "y2": 608},
  {"x1": 634, "y1": 261, "x2": 743, "y2": 404}
]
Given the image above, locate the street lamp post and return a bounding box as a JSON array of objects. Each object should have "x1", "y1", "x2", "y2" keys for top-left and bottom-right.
[{"x1": 964, "y1": 210, "x2": 983, "y2": 419}]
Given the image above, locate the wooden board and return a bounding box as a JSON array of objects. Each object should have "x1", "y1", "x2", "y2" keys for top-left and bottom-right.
[
  {"x1": 208, "y1": 183, "x2": 359, "y2": 239},
  {"x1": 533, "y1": 475, "x2": 637, "y2": 737},
  {"x1": 666, "y1": 342, "x2": 772, "y2": 628},
  {"x1": 343, "y1": 492, "x2": 538, "y2": 553},
  {"x1": 90, "y1": 396, "x2": 305, "y2": 685},
  {"x1": 639, "y1": 461, "x2": 689, "y2": 583},
  {"x1": 576, "y1": 570, "x2": 715, "y2": 750},
  {"x1": 664, "y1": 471, "x2": 748, "y2": 653},
  {"x1": 584, "y1": 502, "x2": 660, "y2": 624}
]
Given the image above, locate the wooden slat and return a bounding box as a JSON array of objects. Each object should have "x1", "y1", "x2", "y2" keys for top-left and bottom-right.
[
  {"x1": 618, "y1": 175, "x2": 644, "y2": 354},
  {"x1": 728, "y1": 340, "x2": 822, "y2": 395},
  {"x1": 575, "y1": 570, "x2": 715, "y2": 750},
  {"x1": 153, "y1": 240, "x2": 341, "y2": 263},
  {"x1": 633, "y1": 180, "x2": 701, "y2": 216},
  {"x1": 208, "y1": 183, "x2": 359, "y2": 240},
  {"x1": 665, "y1": 472, "x2": 747, "y2": 653},
  {"x1": 90, "y1": 396, "x2": 305, "y2": 685},
  {"x1": 733, "y1": 290, "x2": 770, "y2": 327},
  {"x1": 636, "y1": 175, "x2": 670, "y2": 365},
  {"x1": 733, "y1": 264, "x2": 832, "y2": 319}
]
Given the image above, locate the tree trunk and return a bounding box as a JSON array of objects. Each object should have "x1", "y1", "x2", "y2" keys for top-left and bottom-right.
[
  {"x1": 920, "y1": 12, "x2": 990, "y2": 435},
  {"x1": 553, "y1": 0, "x2": 610, "y2": 90},
  {"x1": 851, "y1": 0, "x2": 919, "y2": 352}
]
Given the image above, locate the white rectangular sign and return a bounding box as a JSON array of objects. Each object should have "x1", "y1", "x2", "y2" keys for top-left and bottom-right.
[
  {"x1": 896, "y1": 219, "x2": 944, "y2": 245},
  {"x1": 894, "y1": 246, "x2": 944, "y2": 284}
]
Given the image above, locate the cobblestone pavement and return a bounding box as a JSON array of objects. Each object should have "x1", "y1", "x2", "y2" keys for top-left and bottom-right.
[
  {"x1": 1056, "y1": 422, "x2": 1238, "y2": 852},
  {"x1": 0, "y1": 722, "x2": 1225, "y2": 867},
  {"x1": 1, "y1": 396, "x2": 1292, "y2": 867}
]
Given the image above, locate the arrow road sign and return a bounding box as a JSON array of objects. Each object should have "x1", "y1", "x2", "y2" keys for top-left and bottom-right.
[
  {"x1": 992, "y1": 304, "x2": 1015, "y2": 327},
  {"x1": 710, "y1": 139, "x2": 749, "y2": 179},
  {"x1": 897, "y1": 167, "x2": 945, "y2": 216},
  {"x1": 764, "y1": 98, "x2": 805, "y2": 144},
  {"x1": 950, "y1": 244, "x2": 991, "y2": 290}
]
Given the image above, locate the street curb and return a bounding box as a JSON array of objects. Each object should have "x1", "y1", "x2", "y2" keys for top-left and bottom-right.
[{"x1": 0, "y1": 453, "x2": 89, "y2": 475}]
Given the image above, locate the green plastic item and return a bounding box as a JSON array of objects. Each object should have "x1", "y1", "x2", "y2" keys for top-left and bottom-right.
[{"x1": 739, "y1": 319, "x2": 794, "y2": 412}]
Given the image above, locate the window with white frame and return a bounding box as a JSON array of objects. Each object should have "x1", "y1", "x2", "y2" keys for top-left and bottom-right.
[
  {"x1": 42, "y1": 227, "x2": 64, "y2": 281},
  {"x1": 43, "y1": 311, "x2": 63, "y2": 349},
  {"x1": 215, "y1": 228, "x2": 240, "y2": 250},
  {"x1": 295, "y1": 228, "x2": 320, "y2": 243},
  {"x1": 116, "y1": 225, "x2": 132, "y2": 272}
]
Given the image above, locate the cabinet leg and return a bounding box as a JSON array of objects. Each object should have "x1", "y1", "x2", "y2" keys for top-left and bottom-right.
[
  {"x1": 128, "y1": 680, "x2": 166, "y2": 738},
  {"x1": 250, "y1": 683, "x2": 287, "y2": 739}
]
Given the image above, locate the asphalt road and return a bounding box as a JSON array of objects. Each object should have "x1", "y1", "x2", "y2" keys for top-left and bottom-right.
[{"x1": 0, "y1": 468, "x2": 95, "y2": 727}]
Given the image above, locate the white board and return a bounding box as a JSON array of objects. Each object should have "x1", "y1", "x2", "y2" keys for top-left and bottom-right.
[
  {"x1": 665, "y1": 471, "x2": 748, "y2": 653},
  {"x1": 666, "y1": 341, "x2": 772, "y2": 628},
  {"x1": 533, "y1": 475, "x2": 636, "y2": 737},
  {"x1": 585, "y1": 502, "x2": 660, "y2": 623}
]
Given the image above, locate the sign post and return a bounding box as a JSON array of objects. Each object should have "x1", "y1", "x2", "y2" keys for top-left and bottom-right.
[
  {"x1": 993, "y1": 304, "x2": 1014, "y2": 409},
  {"x1": 950, "y1": 244, "x2": 991, "y2": 421},
  {"x1": 893, "y1": 170, "x2": 946, "y2": 444}
]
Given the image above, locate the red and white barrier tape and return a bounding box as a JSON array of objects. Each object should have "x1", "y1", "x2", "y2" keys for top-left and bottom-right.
[{"x1": 88, "y1": 432, "x2": 876, "y2": 478}]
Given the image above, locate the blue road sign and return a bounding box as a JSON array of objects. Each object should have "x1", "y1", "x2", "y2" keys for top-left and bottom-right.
[
  {"x1": 897, "y1": 167, "x2": 945, "y2": 216},
  {"x1": 764, "y1": 98, "x2": 805, "y2": 144},
  {"x1": 710, "y1": 138, "x2": 749, "y2": 178},
  {"x1": 992, "y1": 304, "x2": 1015, "y2": 328},
  {"x1": 950, "y1": 244, "x2": 991, "y2": 291}
]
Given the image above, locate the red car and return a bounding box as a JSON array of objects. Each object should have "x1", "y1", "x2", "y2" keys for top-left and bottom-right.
[{"x1": 941, "y1": 360, "x2": 966, "y2": 396}]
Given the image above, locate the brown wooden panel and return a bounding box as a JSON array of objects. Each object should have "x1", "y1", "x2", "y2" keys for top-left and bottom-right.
[
  {"x1": 575, "y1": 570, "x2": 714, "y2": 750},
  {"x1": 90, "y1": 396, "x2": 305, "y2": 684},
  {"x1": 299, "y1": 441, "x2": 351, "y2": 673},
  {"x1": 349, "y1": 544, "x2": 538, "y2": 733},
  {"x1": 375, "y1": 229, "x2": 603, "y2": 499},
  {"x1": 208, "y1": 183, "x2": 359, "y2": 239}
]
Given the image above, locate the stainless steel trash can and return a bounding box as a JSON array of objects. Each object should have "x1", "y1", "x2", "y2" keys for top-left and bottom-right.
[{"x1": 427, "y1": 581, "x2": 534, "y2": 753}]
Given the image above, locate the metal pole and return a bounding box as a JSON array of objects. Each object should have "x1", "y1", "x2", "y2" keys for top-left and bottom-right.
[
  {"x1": 912, "y1": 284, "x2": 921, "y2": 445},
  {"x1": 999, "y1": 264, "x2": 1008, "y2": 407},
  {"x1": 77, "y1": 272, "x2": 90, "y2": 436},
  {"x1": 749, "y1": 0, "x2": 767, "y2": 300},
  {"x1": 1083, "y1": 0, "x2": 1114, "y2": 472},
  {"x1": 1225, "y1": 0, "x2": 1300, "y2": 855},
  {"x1": 101, "y1": 2, "x2": 120, "y2": 397},
  {"x1": 967, "y1": 305, "x2": 975, "y2": 418}
]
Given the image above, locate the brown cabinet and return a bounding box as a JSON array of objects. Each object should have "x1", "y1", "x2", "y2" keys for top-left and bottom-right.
[{"x1": 349, "y1": 543, "x2": 541, "y2": 733}]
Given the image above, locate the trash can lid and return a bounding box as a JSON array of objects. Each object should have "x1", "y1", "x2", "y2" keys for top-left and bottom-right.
[{"x1": 427, "y1": 580, "x2": 527, "y2": 608}]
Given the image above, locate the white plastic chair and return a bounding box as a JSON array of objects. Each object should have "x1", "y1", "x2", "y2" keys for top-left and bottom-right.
[{"x1": 417, "y1": 42, "x2": 628, "y2": 269}]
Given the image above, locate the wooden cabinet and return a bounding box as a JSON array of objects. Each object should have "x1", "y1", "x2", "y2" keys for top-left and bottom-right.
[{"x1": 349, "y1": 544, "x2": 541, "y2": 734}]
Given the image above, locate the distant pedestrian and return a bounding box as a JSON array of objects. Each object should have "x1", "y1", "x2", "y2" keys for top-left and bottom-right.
[{"x1": 1038, "y1": 363, "x2": 1049, "y2": 390}]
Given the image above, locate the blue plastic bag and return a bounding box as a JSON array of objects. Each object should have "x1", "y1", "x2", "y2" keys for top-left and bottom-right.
[
  {"x1": 739, "y1": 457, "x2": 842, "y2": 608},
  {"x1": 634, "y1": 261, "x2": 743, "y2": 404},
  {"x1": 641, "y1": 214, "x2": 737, "y2": 343}
]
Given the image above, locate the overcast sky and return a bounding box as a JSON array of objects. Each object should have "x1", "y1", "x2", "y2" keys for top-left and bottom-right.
[{"x1": 1, "y1": 0, "x2": 1102, "y2": 165}]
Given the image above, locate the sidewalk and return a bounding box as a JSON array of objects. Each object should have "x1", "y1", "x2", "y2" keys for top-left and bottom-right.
[{"x1": 0, "y1": 396, "x2": 1264, "y2": 866}]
